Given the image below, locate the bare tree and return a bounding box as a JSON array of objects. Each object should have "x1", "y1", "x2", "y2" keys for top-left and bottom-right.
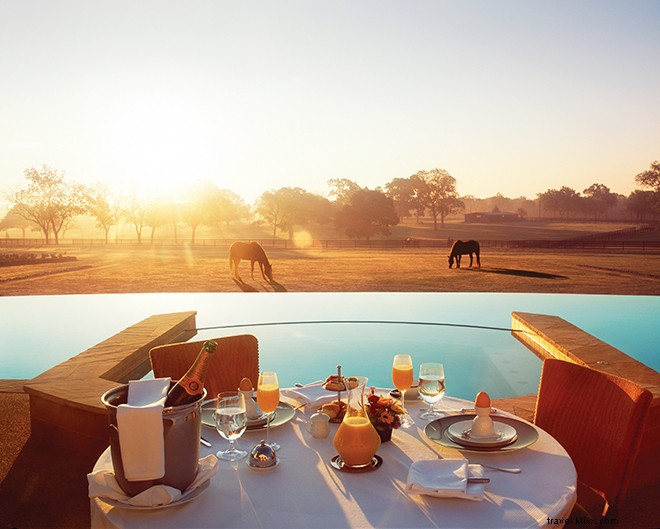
[
  {"x1": 10, "y1": 165, "x2": 89, "y2": 244},
  {"x1": 123, "y1": 194, "x2": 147, "y2": 244},
  {"x1": 88, "y1": 184, "x2": 117, "y2": 243}
]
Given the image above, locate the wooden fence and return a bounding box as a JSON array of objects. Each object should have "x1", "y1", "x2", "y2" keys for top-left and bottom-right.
[{"x1": 2, "y1": 237, "x2": 659, "y2": 251}]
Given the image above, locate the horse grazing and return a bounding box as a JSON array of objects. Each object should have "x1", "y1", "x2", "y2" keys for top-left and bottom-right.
[
  {"x1": 448, "y1": 240, "x2": 481, "y2": 268},
  {"x1": 229, "y1": 241, "x2": 273, "y2": 282}
]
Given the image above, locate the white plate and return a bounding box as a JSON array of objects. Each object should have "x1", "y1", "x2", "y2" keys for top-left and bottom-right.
[
  {"x1": 446, "y1": 420, "x2": 518, "y2": 448},
  {"x1": 98, "y1": 480, "x2": 210, "y2": 510},
  {"x1": 426, "y1": 414, "x2": 539, "y2": 453}
]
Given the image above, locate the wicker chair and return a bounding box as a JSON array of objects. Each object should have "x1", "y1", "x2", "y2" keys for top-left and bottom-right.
[
  {"x1": 534, "y1": 358, "x2": 652, "y2": 521},
  {"x1": 149, "y1": 334, "x2": 259, "y2": 398}
]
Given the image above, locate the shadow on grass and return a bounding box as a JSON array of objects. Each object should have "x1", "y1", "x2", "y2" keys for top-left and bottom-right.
[
  {"x1": 269, "y1": 279, "x2": 287, "y2": 292},
  {"x1": 232, "y1": 278, "x2": 288, "y2": 292},
  {"x1": 232, "y1": 278, "x2": 259, "y2": 292},
  {"x1": 468, "y1": 267, "x2": 569, "y2": 280}
]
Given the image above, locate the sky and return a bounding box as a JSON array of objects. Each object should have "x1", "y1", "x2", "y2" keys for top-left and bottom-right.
[{"x1": 1, "y1": 0, "x2": 659, "y2": 206}]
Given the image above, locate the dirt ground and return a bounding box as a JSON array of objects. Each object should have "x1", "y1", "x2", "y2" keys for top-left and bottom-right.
[{"x1": 1, "y1": 245, "x2": 659, "y2": 296}]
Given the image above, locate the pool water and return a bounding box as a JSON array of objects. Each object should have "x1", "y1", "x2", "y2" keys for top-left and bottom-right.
[{"x1": 1, "y1": 293, "x2": 658, "y2": 401}]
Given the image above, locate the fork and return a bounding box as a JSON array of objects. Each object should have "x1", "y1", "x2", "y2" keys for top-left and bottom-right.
[{"x1": 476, "y1": 462, "x2": 521, "y2": 473}]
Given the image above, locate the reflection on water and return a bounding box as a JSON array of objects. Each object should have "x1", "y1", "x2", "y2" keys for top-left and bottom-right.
[{"x1": 1, "y1": 293, "x2": 658, "y2": 400}]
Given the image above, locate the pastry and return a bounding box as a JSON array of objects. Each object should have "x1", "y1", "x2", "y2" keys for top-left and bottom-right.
[
  {"x1": 323, "y1": 375, "x2": 360, "y2": 391},
  {"x1": 323, "y1": 375, "x2": 345, "y2": 391},
  {"x1": 321, "y1": 400, "x2": 346, "y2": 421}
]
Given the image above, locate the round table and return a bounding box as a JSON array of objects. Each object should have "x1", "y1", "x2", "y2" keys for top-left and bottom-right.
[{"x1": 90, "y1": 395, "x2": 577, "y2": 529}]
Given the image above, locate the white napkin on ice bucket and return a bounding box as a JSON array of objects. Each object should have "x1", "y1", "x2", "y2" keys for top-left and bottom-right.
[{"x1": 116, "y1": 378, "x2": 170, "y2": 481}]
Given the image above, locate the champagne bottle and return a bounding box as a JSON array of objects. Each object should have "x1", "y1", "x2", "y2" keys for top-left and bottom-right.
[{"x1": 164, "y1": 340, "x2": 217, "y2": 407}]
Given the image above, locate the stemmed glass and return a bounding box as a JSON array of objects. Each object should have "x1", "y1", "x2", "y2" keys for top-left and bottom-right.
[
  {"x1": 417, "y1": 363, "x2": 446, "y2": 420},
  {"x1": 215, "y1": 391, "x2": 248, "y2": 461},
  {"x1": 257, "y1": 371, "x2": 280, "y2": 451},
  {"x1": 392, "y1": 354, "x2": 415, "y2": 428}
]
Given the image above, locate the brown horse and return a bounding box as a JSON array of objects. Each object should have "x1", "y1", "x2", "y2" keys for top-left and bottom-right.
[
  {"x1": 448, "y1": 240, "x2": 481, "y2": 268},
  {"x1": 229, "y1": 241, "x2": 273, "y2": 282}
]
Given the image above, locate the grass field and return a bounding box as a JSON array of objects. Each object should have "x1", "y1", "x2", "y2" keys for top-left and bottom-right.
[
  {"x1": 2, "y1": 221, "x2": 659, "y2": 295},
  {"x1": 1, "y1": 244, "x2": 659, "y2": 296}
]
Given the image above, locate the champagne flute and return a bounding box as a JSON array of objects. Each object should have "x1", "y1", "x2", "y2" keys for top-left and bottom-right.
[
  {"x1": 392, "y1": 354, "x2": 414, "y2": 428},
  {"x1": 417, "y1": 363, "x2": 446, "y2": 420},
  {"x1": 215, "y1": 391, "x2": 248, "y2": 461},
  {"x1": 257, "y1": 371, "x2": 280, "y2": 451}
]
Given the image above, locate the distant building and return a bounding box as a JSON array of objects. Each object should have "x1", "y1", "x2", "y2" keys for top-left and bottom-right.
[{"x1": 464, "y1": 211, "x2": 520, "y2": 223}]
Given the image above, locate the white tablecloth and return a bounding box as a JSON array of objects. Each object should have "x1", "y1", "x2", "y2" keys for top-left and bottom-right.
[{"x1": 91, "y1": 395, "x2": 576, "y2": 529}]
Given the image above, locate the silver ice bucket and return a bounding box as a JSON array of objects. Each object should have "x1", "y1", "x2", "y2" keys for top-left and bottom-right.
[{"x1": 101, "y1": 383, "x2": 206, "y2": 496}]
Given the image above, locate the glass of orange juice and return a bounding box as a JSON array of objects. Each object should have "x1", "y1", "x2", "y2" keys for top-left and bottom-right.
[
  {"x1": 257, "y1": 371, "x2": 280, "y2": 450},
  {"x1": 392, "y1": 354, "x2": 414, "y2": 428}
]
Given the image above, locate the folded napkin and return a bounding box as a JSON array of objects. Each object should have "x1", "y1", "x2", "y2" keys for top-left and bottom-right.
[
  {"x1": 88, "y1": 454, "x2": 218, "y2": 507},
  {"x1": 405, "y1": 460, "x2": 486, "y2": 501},
  {"x1": 116, "y1": 378, "x2": 170, "y2": 481},
  {"x1": 280, "y1": 381, "x2": 335, "y2": 410}
]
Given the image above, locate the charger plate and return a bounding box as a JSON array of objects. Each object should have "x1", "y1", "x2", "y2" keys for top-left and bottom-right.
[
  {"x1": 425, "y1": 414, "x2": 538, "y2": 453},
  {"x1": 201, "y1": 400, "x2": 295, "y2": 431}
]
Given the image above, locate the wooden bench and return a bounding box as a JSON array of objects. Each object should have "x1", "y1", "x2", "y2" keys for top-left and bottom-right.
[{"x1": 23, "y1": 311, "x2": 197, "y2": 457}]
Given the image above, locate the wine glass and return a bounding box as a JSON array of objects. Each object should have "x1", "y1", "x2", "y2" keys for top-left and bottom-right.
[
  {"x1": 257, "y1": 371, "x2": 280, "y2": 451},
  {"x1": 417, "y1": 363, "x2": 446, "y2": 420},
  {"x1": 392, "y1": 354, "x2": 414, "y2": 428},
  {"x1": 215, "y1": 391, "x2": 248, "y2": 461}
]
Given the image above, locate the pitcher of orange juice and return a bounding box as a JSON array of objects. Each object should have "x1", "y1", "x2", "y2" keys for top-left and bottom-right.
[{"x1": 333, "y1": 376, "x2": 381, "y2": 468}]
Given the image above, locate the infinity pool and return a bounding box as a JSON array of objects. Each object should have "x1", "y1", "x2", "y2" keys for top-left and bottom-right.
[{"x1": 1, "y1": 293, "x2": 658, "y2": 400}]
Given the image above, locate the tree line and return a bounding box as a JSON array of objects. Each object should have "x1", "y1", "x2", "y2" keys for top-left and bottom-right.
[{"x1": 2, "y1": 162, "x2": 659, "y2": 244}]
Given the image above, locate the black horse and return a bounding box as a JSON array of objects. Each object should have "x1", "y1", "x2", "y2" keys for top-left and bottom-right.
[{"x1": 448, "y1": 240, "x2": 481, "y2": 268}]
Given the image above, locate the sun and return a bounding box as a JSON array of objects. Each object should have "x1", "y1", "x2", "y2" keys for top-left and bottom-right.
[{"x1": 101, "y1": 95, "x2": 218, "y2": 201}]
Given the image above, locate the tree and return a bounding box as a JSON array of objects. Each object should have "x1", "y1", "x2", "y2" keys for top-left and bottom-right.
[
  {"x1": 635, "y1": 161, "x2": 660, "y2": 192},
  {"x1": 9, "y1": 165, "x2": 89, "y2": 244},
  {"x1": 215, "y1": 189, "x2": 248, "y2": 227},
  {"x1": 123, "y1": 194, "x2": 147, "y2": 244},
  {"x1": 145, "y1": 198, "x2": 178, "y2": 243},
  {"x1": 582, "y1": 183, "x2": 617, "y2": 220},
  {"x1": 181, "y1": 182, "x2": 226, "y2": 243},
  {"x1": 335, "y1": 188, "x2": 399, "y2": 240},
  {"x1": 635, "y1": 161, "x2": 660, "y2": 213},
  {"x1": 88, "y1": 184, "x2": 117, "y2": 243},
  {"x1": 538, "y1": 186, "x2": 581, "y2": 218},
  {"x1": 254, "y1": 190, "x2": 282, "y2": 240},
  {"x1": 255, "y1": 187, "x2": 329, "y2": 239},
  {"x1": 626, "y1": 190, "x2": 657, "y2": 221},
  {"x1": 0, "y1": 206, "x2": 38, "y2": 238},
  {"x1": 384, "y1": 177, "x2": 423, "y2": 220},
  {"x1": 413, "y1": 169, "x2": 464, "y2": 229},
  {"x1": 327, "y1": 178, "x2": 362, "y2": 206}
]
